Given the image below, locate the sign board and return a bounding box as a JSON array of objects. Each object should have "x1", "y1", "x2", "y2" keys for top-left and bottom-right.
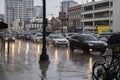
[
  {"x1": 98, "y1": 26, "x2": 110, "y2": 34},
  {"x1": 59, "y1": 12, "x2": 66, "y2": 20}
]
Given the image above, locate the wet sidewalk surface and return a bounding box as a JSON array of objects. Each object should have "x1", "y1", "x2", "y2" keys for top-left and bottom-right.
[
  {"x1": 0, "y1": 55, "x2": 91, "y2": 80},
  {"x1": 0, "y1": 40, "x2": 105, "y2": 80},
  {"x1": 0, "y1": 52, "x2": 93, "y2": 80}
]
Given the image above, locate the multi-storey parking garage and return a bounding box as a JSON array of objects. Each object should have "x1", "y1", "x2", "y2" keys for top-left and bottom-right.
[{"x1": 81, "y1": 0, "x2": 113, "y2": 33}]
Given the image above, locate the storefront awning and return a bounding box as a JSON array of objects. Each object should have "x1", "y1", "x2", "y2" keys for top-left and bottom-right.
[{"x1": 0, "y1": 22, "x2": 8, "y2": 29}]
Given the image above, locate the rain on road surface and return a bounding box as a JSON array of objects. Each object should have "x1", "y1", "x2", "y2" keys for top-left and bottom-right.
[{"x1": 0, "y1": 40, "x2": 104, "y2": 80}]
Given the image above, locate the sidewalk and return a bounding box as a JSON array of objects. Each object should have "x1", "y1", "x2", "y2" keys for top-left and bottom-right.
[
  {"x1": 0, "y1": 40, "x2": 103, "y2": 80},
  {"x1": 0, "y1": 50, "x2": 93, "y2": 80}
]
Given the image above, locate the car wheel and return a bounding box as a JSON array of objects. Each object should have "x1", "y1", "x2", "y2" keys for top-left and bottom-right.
[
  {"x1": 100, "y1": 47, "x2": 106, "y2": 54},
  {"x1": 34, "y1": 39, "x2": 37, "y2": 42},
  {"x1": 70, "y1": 46, "x2": 74, "y2": 51},
  {"x1": 100, "y1": 50, "x2": 106, "y2": 55},
  {"x1": 83, "y1": 49, "x2": 90, "y2": 54},
  {"x1": 54, "y1": 44, "x2": 56, "y2": 47},
  {"x1": 82, "y1": 45, "x2": 89, "y2": 54},
  {"x1": 66, "y1": 44, "x2": 68, "y2": 47},
  {"x1": 53, "y1": 42, "x2": 57, "y2": 47}
]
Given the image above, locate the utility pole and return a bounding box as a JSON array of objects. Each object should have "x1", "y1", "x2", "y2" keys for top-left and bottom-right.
[{"x1": 39, "y1": 0, "x2": 49, "y2": 61}]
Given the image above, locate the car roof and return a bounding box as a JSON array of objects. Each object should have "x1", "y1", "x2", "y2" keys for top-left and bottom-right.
[
  {"x1": 49, "y1": 34, "x2": 63, "y2": 37},
  {"x1": 71, "y1": 33, "x2": 93, "y2": 37}
]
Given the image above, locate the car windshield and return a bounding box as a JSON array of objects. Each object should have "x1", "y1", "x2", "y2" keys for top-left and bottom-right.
[
  {"x1": 36, "y1": 34, "x2": 42, "y2": 37},
  {"x1": 68, "y1": 34, "x2": 74, "y2": 36},
  {"x1": 52, "y1": 36, "x2": 64, "y2": 39},
  {"x1": 81, "y1": 35, "x2": 98, "y2": 41},
  {"x1": 6, "y1": 34, "x2": 13, "y2": 37}
]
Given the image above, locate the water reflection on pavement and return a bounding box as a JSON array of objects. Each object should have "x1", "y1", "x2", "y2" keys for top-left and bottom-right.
[{"x1": 0, "y1": 40, "x2": 104, "y2": 80}]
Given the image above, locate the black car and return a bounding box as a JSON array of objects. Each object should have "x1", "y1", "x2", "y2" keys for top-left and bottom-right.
[
  {"x1": 69, "y1": 34, "x2": 108, "y2": 54},
  {"x1": 107, "y1": 33, "x2": 120, "y2": 47}
]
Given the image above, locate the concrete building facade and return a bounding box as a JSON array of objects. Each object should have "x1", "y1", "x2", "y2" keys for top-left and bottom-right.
[
  {"x1": 68, "y1": 5, "x2": 81, "y2": 32},
  {"x1": 33, "y1": 6, "x2": 43, "y2": 18},
  {"x1": 25, "y1": 18, "x2": 43, "y2": 33},
  {"x1": 60, "y1": 0, "x2": 78, "y2": 15},
  {"x1": 5, "y1": 0, "x2": 34, "y2": 29},
  {"x1": 59, "y1": 0, "x2": 78, "y2": 33},
  {"x1": 112, "y1": 0, "x2": 120, "y2": 32},
  {"x1": 81, "y1": 0, "x2": 113, "y2": 33},
  {"x1": 0, "y1": 14, "x2": 5, "y2": 22}
]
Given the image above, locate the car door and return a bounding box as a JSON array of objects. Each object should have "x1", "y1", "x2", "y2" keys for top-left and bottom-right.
[
  {"x1": 77, "y1": 36, "x2": 83, "y2": 49},
  {"x1": 72, "y1": 36, "x2": 82, "y2": 49}
]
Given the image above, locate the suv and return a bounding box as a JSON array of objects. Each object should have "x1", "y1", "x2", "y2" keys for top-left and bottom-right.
[
  {"x1": 69, "y1": 34, "x2": 107, "y2": 54},
  {"x1": 107, "y1": 33, "x2": 120, "y2": 47}
]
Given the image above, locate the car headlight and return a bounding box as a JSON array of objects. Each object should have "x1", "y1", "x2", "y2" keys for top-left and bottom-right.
[
  {"x1": 55, "y1": 40, "x2": 58, "y2": 43},
  {"x1": 88, "y1": 43, "x2": 94, "y2": 46},
  {"x1": 89, "y1": 49, "x2": 92, "y2": 52},
  {"x1": 5, "y1": 37, "x2": 8, "y2": 40},
  {"x1": 104, "y1": 42, "x2": 108, "y2": 46},
  {"x1": 12, "y1": 37, "x2": 15, "y2": 39}
]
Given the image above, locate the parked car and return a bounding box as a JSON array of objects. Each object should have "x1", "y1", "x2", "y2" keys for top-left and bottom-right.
[
  {"x1": 107, "y1": 33, "x2": 120, "y2": 47},
  {"x1": 25, "y1": 33, "x2": 34, "y2": 40},
  {"x1": 23, "y1": 33, "x2": 33, "y2": 40},
  {"x1": 69, "y1": 34, "x2": 108, "y2": 54},
  {"x1": 48, "y1": 33, "x2": 64, "y2": 37},
  {"x1": 17, "y1": 32, "x2": 24, "y2": 39},
  {"x1": 3, "y1": 33, "x2": 16, "y2": 42},
  {"x1": 47, "y1": 35, "x2": 68, "y2": 47},
  {"x1": 32, "y1": 33, "x2": 43, "y2": 42},
  {"x1": 0, "y1": 32, "x2": 4, "y2": 38}
]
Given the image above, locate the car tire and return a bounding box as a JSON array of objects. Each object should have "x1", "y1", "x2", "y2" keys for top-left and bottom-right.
[
  {"x1": 83, "y1": 46, "x2": 90, "y2": 54},
  {"x1": 83, "y1": 50, "x2": 89, "y2": 54},
  {"x1": 101, "y1": 47, "x2": 106, "y2": 54},
  {"x1": 53, "y1": 42, "x2": 56, "y2": 47},
  {"x1": 69, "y1": 43, "x2": 74, "y2": 51},
  {"x1": 70, "y1": 46, "x2": 74, "y2": 51},
  {"x1": 66, "y1": 44, "x2": 68, "y2": 47},
  {"x1": 100, "y1": 50, "x2": 106, "y2": 55}
]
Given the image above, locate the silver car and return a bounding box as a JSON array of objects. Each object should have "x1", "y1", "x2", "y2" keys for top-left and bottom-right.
[
  {"x1": 32, "y1": 33, "x2": 43, "y2": 42},
  {"x1": 47, "y1": 35, "x2": 68, "y2": 47}
]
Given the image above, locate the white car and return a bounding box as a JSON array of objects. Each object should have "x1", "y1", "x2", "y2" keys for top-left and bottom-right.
[
  {"x1": 32, "y1": 33, "x2": 43, "y2": 42},
  {"x1": 47, "y1": 35, "x2": 68, "y2": 47}
]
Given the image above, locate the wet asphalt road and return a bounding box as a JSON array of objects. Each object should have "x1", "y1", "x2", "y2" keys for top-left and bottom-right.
[{"x1": 0, "y1": 39, "x2": 105, "y2": 80}]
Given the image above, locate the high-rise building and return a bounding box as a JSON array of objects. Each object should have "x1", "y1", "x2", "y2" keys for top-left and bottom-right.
[
  {"x1": 5, "y1": 0, "x2": 34, "y2": 27},
  {"x1": 33, "y1": 6, "x2": 43, "y2": 18},
  {"x1": 0, "y1": 14, "x2": 5, "y2": 22},
  {"x1": 60, "y1": 0, "x2": 78, "y2": 15},
  {"x1": 59, "y1": 0, "x2": 78, "y2": 33},
  {"x1": 113, "y1": 0, "x2": 120, "y2": 32}
]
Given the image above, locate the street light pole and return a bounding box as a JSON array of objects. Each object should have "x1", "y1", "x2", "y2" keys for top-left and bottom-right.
[{"x1": 39, "y1": 0, "x2": 49, "y2": 61}]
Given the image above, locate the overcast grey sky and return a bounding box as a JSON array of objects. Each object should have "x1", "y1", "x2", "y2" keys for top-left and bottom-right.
[{"x1": 0, "y1": 0, "x2": 101, "y2": 17}]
